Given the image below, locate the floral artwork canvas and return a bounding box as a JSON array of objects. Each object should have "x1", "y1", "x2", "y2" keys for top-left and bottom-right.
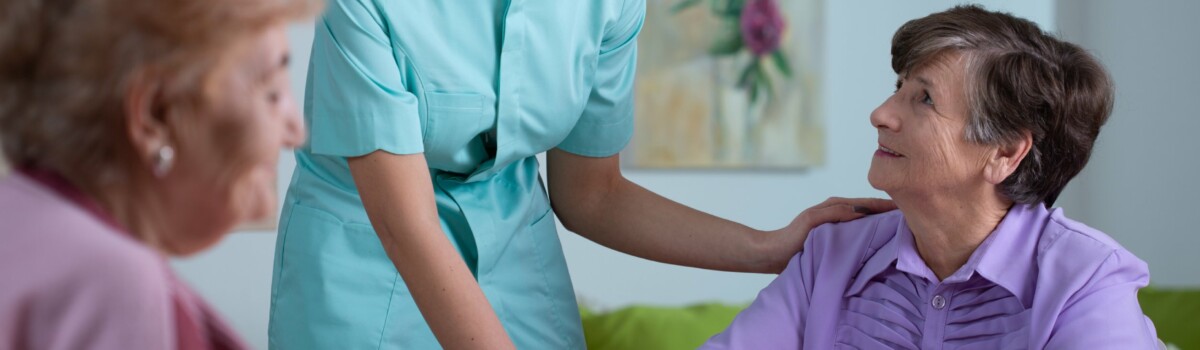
[{"x1": 628, "y1": 0, "x2": 824, "y2": 169}]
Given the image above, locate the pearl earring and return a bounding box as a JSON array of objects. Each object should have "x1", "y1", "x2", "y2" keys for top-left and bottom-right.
[{"x1": 152, "y1": 145, "x2": 175, "y2": 178}]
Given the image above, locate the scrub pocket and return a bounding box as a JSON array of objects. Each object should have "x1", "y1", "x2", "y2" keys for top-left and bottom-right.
[
  {"x1": 270, "y1": 203, "x2": 399, "y2": 350},
  {"x1": 492, "y1": 208, "x2": 586, "y2": 349},
  {"x1": 422, "y1": 92, "x2": 490, "y2": 172}
]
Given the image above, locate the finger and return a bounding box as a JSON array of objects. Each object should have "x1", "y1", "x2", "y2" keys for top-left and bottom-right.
[
  {"x1": 806, "y1": 204, "x2": 868, "y2": 226},
  {"x1": 834, "y1": 197, "x2": 896, "y2": 214},
  {"x1": 815, "y1": 196, "x2": 848, "y2": 209}
]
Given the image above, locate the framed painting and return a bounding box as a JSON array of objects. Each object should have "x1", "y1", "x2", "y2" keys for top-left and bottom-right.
[{"x1": 627, "y1": 0, "x2": 825, "y2": 169}]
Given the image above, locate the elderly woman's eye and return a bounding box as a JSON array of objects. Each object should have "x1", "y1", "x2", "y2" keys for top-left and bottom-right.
[{"x1": 921, "y1": 92, "x2": 934, "y2": 106}]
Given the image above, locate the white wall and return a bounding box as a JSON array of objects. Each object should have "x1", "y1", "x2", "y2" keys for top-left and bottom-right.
[
  {"x1": 177, "y1": 2, "x2": 1195, "y2": 349},
  {"x1": 1054, "y1": 0, "x2": 1200, "y2": 287}
]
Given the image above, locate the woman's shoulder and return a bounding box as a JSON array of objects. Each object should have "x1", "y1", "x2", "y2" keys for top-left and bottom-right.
[
  {"x1": 1032, "y1": 206, "x2": 1152, "y2": 291},
  {"x1": 1036, "y1": 207, "x2": 1145, "y2": 270},
  {"x1": 1025, "y1": 206, "x2": 1158, "y2": 348},
  {"x1": 0, "y1": 174, "x2": 171, "y2": 306},
  {"x1": 0, "y1": 175, "x2": 173, "y2": 347},
  {"x1": 803, "y1": 210, "x2": 904, "y2": 265}
]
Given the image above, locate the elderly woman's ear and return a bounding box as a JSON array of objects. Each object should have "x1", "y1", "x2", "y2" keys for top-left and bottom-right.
[
  {"x1": 123, "y1": 70, "x2": 174, "y2": 177},
  {"x1": 984, "y1": 130, "x2": 1033, "y2": 185}
]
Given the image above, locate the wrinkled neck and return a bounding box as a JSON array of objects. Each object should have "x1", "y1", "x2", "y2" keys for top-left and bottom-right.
[{"x1": 895, "y1": 189, "x2": 1012, "y2": 281}]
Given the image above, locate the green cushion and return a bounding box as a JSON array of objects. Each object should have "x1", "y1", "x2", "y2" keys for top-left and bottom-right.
[
  {"x1": 580, "y1": 303, "x2": 744, "y2": 350},
  {"x1": 1140, "y1": 287, "x2": 1200, "y2": 350}
]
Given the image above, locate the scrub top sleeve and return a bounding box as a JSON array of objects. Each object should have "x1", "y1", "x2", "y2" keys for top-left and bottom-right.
[
  {"x1": 556, "y1": 0, "x2": 645, "y2": 158},
  {"x1": 307, "y1": 0, "x2": 423, "y2": 157}
]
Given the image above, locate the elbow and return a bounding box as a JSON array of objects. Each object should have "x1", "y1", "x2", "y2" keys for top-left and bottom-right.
[
  {"x1": 549, "y1": 180, "x2": 614, "y2": 234},
  {"x1": 549, "y1": 194, "x2": 586, "y2": 233},
  {"x1": 546, "y1": 163, "x2": 622, "y2": 235}
]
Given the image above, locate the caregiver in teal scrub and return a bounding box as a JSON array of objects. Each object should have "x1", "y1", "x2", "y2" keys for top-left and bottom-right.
[{"x1": 269, "y1": 0, "x2": 893, "y2": 348}]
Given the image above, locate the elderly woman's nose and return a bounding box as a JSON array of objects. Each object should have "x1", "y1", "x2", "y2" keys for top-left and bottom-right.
[
  {"x1": 281, "y1": 107, "x2": 307, "y2": 148},
  {"x1": 870, "y1": 100, "x2": 900, "y2": 131}
]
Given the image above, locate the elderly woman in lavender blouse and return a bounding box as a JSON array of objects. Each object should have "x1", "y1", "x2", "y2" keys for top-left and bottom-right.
[{"x1": 703, "y1": 5, "x2": 1161, "y2": 349}]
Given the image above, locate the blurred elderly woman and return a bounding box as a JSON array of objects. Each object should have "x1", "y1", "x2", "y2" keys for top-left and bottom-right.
[
  {"x1": 0, "y1": 0, "x2": 317, "y2": 348},
  {"x1": 703, "y1": 5, "x2": 1160, "y2": 349}
]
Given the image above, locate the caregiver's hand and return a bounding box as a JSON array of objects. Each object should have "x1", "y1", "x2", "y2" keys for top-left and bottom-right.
[{"x1": 763, "y1": 197, "x2": 896, "y2": 273}]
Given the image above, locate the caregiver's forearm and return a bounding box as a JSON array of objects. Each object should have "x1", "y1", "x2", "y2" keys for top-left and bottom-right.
[
  {"x1": 349, "y1": 151, "x2": 514, "y2": 350},
  {"x1": 547, "y1": 149, "x2": 776, "y2": 273}
]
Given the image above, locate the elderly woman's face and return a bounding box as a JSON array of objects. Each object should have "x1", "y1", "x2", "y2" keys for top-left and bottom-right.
[
  {"x1": 161, "y1": 24, "x2": 304, "y2": 254},
  {"x1": 867, "y1": 53, "x2": 993, "y2": 198}
]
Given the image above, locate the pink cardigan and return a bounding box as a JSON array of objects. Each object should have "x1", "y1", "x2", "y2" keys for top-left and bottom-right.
[{"x1": 0, "y1": 171, "x2": 245, "y2": 350}]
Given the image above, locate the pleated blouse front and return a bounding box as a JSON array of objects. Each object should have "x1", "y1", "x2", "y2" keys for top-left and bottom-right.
[
  {"x1": 835, "y1": 249, "x2": 1030, "y2": 349},
  {"x1": 833, "y1": 211, "x2": 1031, "y2": 349}
]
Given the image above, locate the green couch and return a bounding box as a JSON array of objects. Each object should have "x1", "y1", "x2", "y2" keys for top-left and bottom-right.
[
  {"x1": 581, "y1": 303, "x2": 744, "y2": 349},
  {"x1": 1140, "y1": 288, "x2": 1200, "y2": 349},
  {"x1": 580, "y1": 287, "x2": 1199, "y2": 349}
]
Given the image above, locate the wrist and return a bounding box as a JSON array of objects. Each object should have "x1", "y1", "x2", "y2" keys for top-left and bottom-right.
[{"x1": 748, "y1": 228, "x2": 788, "y2": 273}]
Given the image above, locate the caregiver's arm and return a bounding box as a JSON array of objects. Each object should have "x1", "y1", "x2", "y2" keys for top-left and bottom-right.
[
  {"x1": 348, "y1": 151, "x2": 513, "y2": 350},
  {"x1": 547, "y1": 149, "x2": 893, "y2": 273}
]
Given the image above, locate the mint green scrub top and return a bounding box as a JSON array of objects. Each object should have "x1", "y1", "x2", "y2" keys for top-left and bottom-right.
[{"x1": 268, "y1": 0, "x2": 644, "y2": 349}]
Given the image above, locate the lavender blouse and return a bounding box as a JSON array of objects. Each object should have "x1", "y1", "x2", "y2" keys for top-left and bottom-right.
[{"x1": 703, "y1": 204, "x2": 1160, "y2": 349}]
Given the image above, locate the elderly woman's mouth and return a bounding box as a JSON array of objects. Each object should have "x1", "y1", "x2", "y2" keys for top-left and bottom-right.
[{"x1": 875, "y1": 145, "x2": 905, "y2": 158}]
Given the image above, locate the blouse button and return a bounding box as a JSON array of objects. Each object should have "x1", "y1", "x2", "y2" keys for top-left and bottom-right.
[{"x1": 932, "y1": 295, "x2": 947, "y2": 310}]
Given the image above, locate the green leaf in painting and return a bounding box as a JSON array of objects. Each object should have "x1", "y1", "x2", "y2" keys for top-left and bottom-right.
[
  {"x1": 771, "y1": 50, "x2": 792, "y2": 78},
  {"x1": 709, "y1": 0, "x2": 745, "y2": 17},
  {"x1": 709, "y1": 33, "x2": 744, "y2": 56},
  {"x1": 749, "y1": 79, "x2": 760, "y2": 104},
  {"x1": 737, "y1": 61, "x2": 757, "y2": 88},
  {"x1": 670, "y1": 0, "x2": 703, "y2": 14},
  {"x1": 757, "y1": 60, "x2": 774, "y2": 101}
]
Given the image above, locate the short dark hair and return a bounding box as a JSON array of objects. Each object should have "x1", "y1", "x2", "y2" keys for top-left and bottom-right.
[{"x1": 891, "y1": 5, "x2": 1114, "y2": 205}]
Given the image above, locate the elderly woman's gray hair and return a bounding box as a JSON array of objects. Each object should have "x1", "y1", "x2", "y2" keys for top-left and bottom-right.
[
  {"x1": 890, "y1": 5, "x2": 1114, "y2": 205},
  {"x1": 0, "y1": 0, "x2": 316, "y2": 191}
]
